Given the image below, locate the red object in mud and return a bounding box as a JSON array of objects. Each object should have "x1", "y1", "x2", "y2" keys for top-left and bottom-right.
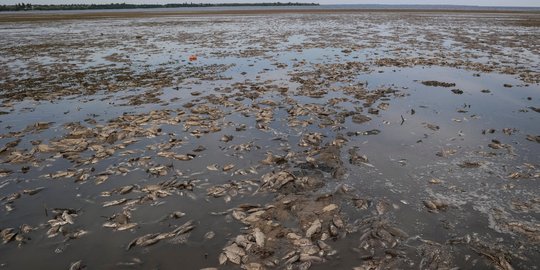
[{"x1": 189, "y1": 55, "x2": 197, "y2": 61}]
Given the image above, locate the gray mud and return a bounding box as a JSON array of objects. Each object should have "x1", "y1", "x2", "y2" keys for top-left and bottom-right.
[{"x1": 0, "y1": 11, "x2": 539, "y2": 270}]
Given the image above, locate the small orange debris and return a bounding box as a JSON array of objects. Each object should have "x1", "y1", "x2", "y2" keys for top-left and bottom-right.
[{"x1": 189, "y1": 55, "x2": 197, "y2": 61}]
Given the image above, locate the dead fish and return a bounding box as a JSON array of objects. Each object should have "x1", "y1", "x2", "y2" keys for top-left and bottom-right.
[
  {"x1": 126, "y1": 233, "x2": 160, "y2": 250},
  {"x1": 37, "y1": 144, "x2": 55, "y2": 152},
  {"x1": 207, "y1": 164, "x2": 219, "y2": 171},
  {"x1": 349, "y1": 147, "x2": 369, "y2": 166},
  {"x1": 0, "y1": 139, "x2": 20, "y2": 153},
  {"x1": 19, "y1": 224, "x2": 33, "y2": 234},
  {"x1": 219, "y1": 252, "x2": 228, "y2": 265},
  {"x1": 459, "y1": 161, "x2": 481, "y2": 168},
  {"x1": 69, "y1": 260, "x2": 85, "y2": 270},
  {"x1": 306, "y1": 219, "x2": 322, "y2": 238},
  {"x1": 33, "y1": 121, "x2": 52, "y2": 130},
  {"x1": 384, "y1": 226, "x2": 409, "y2": 239},
  {"x1": 322, "y1": 204, "x2": 338, "y2": 212},
  {"x1": 436, "y1": 148, "x2": 457, "y2": 157},
  {"x1": 157, "y1": 152, "x2": 195, "y2": 161},
  {"x1": 220, "y1": 135, "x2": 234, "y2": 143},
  {"x1": 116, "y1": 258, "x2": 143, "y2": 267},
  {"x1": 333, "y1": 216, "x2": 344, "y2": 229},
  {"x1": 253, "y1": 228, "x2": 265, "y2": 247},
  {"x1": 261, "y1": 152, "x2": 286, "y2": 165},
  {"x1": 351, "y1": 114, "x2": 371, "y2": 124},
  {"x1": 423, "y1": 199, "x2": 448, "y2": 212},
  {"x1": 353, "y1": 198, "x2": 370, "y2": 210},
  {"x1": 169, "y1": 211, "x2": 186, "y2": 219},
  {"x1": 223, "y1": 164, "x2": 235, "y2": 171},
  {"x1": 171, "y1": 220, "x2": 196, "y2": 236},
  {"x1": 284, "y1": 254, "x2": 300, "y2": 265},
  {"x1": 329, "y1": 224, "x2": 339, "y2": 237},
  {"x1": 243, "y1": 263, "x2": 264, "y2": 270},
  {"x1": 95, "y1": 175, "x2": 109, "y2": 185},
  {"x1": 117, "y1": 185, "x2": 135, "y2": 195},
  {"x1": 429, "y1": 178, "x2": 443, "y2": 184},
  {"x1": 376, "y1": 200, "x2": 390, "y2": 215},
  {"x1": 147, "y1": 165, "x2": 170, "y2": 176},
  {"x1": 204, "y1": 231, "x2": 215, "y2": 240},
  {"x1": 421, "y1": 81, "x2": 455, "y2": 87},
  {"x1": 424, "y1": 123, "x2": 440, "y2": 131},
  {"x1": 1, "y1": 228, "x2": 17, "y2": 244},
  {"x1": 2, "y1": 192, "x2": 21, "y2": 202},
  {"x1": 22, "y1": 187, "x2": 45, "y2": 195},
  {"x1": 117, "y1": 223, "x2": 138, "y2": 231},
  {"x1": 423, "y1": 200, "x2": 438, "y2": 210},
  {"x1": 260, "y1": 171, "x2": 295, "y2": 191},
  {"x1": 526, "y1": 135, "x2": 540, "y2": 143},
  {"x1": 66, "y1": 229, "x2": 89, "y2": 240},
  {"x1": 222, "y1": 243, "x2": 246, "y2": 264},
  {"x1": 377, "y1": 103, "x2": 389, "y2": 110},
  {"x1": 300, "y1": 254, "x2": 323, "y2": 263},
  {"x1": 103, "y1": 199, "x2": 127, "y2": 207},
  {"x1": 193, "y1": 145, "x2": 206, "y2": 152},
  {"x1": 62, "y1": 211, "x2": 75, "y2": 224}
]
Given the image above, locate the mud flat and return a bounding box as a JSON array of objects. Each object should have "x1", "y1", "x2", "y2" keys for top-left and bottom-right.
[{"x1": 0, "y1": 10, "x2": 539, "y2": 270}]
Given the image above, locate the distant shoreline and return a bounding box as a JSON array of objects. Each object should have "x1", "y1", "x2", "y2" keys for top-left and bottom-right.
[
  {"x1": 2, "y1": 3, "x2": 539, "y2": 13},
  {"x1": 1, "y1": 2, "x2": 319, "y2": 12},
  {"x1": 0, "y1": 6, "x2": 539, "y2": 23}
]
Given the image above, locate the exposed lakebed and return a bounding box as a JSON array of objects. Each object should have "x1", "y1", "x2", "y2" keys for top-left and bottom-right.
[{"x1": 0, "y1": 11, "x2": 539, "y2": 270}]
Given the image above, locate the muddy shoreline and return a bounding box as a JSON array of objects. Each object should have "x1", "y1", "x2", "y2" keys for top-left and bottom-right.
[
  {"x1": 0, "y1": 11, "x2": 539, "y2": 270},
  {"x1": 1, "y1": 8, "x2": 540, "y2": 23}
]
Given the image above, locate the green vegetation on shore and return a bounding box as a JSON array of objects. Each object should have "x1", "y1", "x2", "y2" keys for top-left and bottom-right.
[{"x1": 0, "y1": 2, "x2": 319, "y2": 12}]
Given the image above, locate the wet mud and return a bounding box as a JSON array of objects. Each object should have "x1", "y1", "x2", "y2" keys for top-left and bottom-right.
[{"x1": 0, "y1": 11, "x2": 539, "y2": 270}]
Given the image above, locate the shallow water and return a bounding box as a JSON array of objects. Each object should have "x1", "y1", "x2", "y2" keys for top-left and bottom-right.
[{"x1": 0, "y1": 12, "x2": 539, "y2": 270}]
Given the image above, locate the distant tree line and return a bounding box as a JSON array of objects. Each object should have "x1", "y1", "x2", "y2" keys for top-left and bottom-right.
[
  {"x1": 0, "y1": 2, "x2": 319, "y2": 12},
  {"x1": 2, "y1": 3, "x2": 33, "y2": 11}
]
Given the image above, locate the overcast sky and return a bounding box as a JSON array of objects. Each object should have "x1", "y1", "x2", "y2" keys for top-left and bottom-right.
[{"x1": 2, "y1": 0, "x2": 539, "y2": 7}]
